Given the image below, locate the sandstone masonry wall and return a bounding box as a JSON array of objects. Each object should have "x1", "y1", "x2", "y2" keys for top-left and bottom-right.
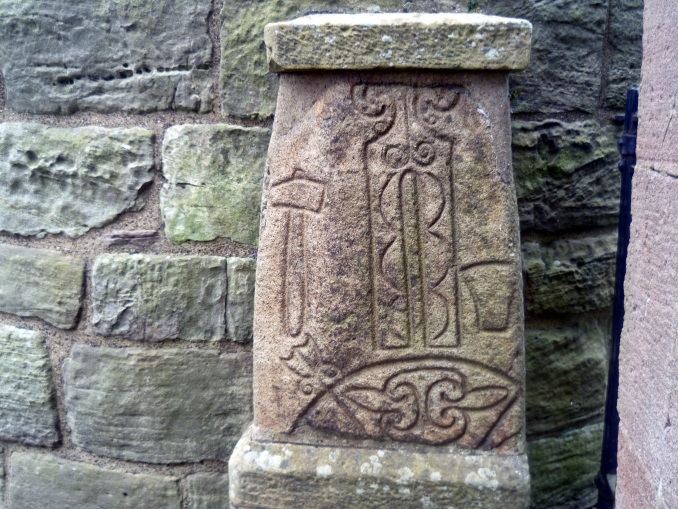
[{"x1": 0, "y1": 1, "x2": 642, "y2": 508}]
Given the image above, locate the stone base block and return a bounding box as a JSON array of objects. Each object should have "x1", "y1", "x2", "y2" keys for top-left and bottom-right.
[{"x1": 229, "y1": 429, "x2": 530, "y2": 509}]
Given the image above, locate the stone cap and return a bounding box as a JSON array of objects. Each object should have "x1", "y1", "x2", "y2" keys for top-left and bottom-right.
[{"x1": 265, "y1": 13, "x2": 532, "y2": 72}]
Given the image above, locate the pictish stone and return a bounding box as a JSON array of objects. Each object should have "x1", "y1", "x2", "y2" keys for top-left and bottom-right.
[
  {"x1": 0, "y1": 0, "x2": 212, "y2": 114},
  {"x1": 186, "y1": 473, "x2": 230, "y2": 509},
  {"x1": 522, "y1": 232, "x2": 617, "y2": 316},
  {"x1": 91, "y1": 254, "x2": 227, "y2": 341},
  {"x1": 511, "y1": 119, "x2": 620, "y2": 232},
  {"x1": 0, "y1": 325, "x2": 59, "y2": 447},
  {"x1": 227, "y1": 257, "x2": 256, "y2": 343},
  {"x1": 0, "y1": 244, "x2": 84, "y2": 329},
  {"x1": 161, "y1": 124, "x2": 270, "y2": 246},
  {"x1": 7, "y1": 452, "x2": 181, "y2": 509},
  {"x1": 64, "y1": 346, "x2": 253, "y2": 463},
  {"x1": 0, "y1": 123, "x2": 154, "y2": 238}
]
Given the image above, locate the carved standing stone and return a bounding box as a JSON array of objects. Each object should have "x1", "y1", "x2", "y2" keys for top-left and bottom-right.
[{"x1": 230, "y1": 13, "x2": 532, "y2": 509}]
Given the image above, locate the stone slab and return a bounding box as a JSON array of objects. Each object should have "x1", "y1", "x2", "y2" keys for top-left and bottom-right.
[
  {"x1": 0, "y1": 244, "x2": 84, "y2": 329},
  {"x1": 227, "y1": 258, "x2": 257, "y2": 343},
  {"x1": 230, "y1": 428, "x2": 530, "y2": 509},
  {"x1": 92, "y1": 254, "x2": 227, "y2": 341},
  {"x1": 8, "y1": 452, "x2": 181, "y2": 509},
  {"x1": 187, "y1": 473, "x2": 230, "y2": 509},
  {"x1": 265, "y1": 13, "x2": 531, "y2": 72},
  {"x1": 64, "y1": 346, "x2": 253, "y2": 463},
  {"x1": 605, "y1": 0, "x2": 643, "y2": 109},
  {"x1": 0, "y1": 123, "x2": 154, "y2": 238},
  {"x1": 0, "y1": 325, "x2": 59, "y2": 446},
  {"x1": 161, "y1": 124, "x2": 270, "y2": 245},
  {"x1": 0, "y1": 0, "x2": 212, "y2": 114}
]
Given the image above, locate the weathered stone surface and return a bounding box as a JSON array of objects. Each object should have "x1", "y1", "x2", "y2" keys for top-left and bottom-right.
[
  {"x1": 161, "y1": 124, "x2": 270, "y2": 245},
  {"x1": 92, "y1": 254, "x2": 227, "y2": 341},
  {"x1": 0, "y1": 325, "x2": 58, "y2": 446},
  {"x1": 0, "y1": 123, "x2": 154, "y2": 238},
  {"x1": 64, "y1": 346, "x2": 253, "y2": 463},
  {"x1": 0, "y1": 0, "x2": 212, "y2": 114},
  {"x1": 8, "y1": 452, "x2": 181, "y2": 509},
  {"x1": 522, "y1": 232, "x2": 617, "y2": 316},
  {"x1": 231, "y1": 428, "x2": 530, "y2": 509},
  {"x1": 227, "y1": 257, "x2": 256, "y2": 343},
  {"x1": 487, "y1": 0, "x2": 607, "y2": 113},
  {"x1": 525, "y1": 320, "x2": 608, "y2": 436},
  {"x1": 0, "y1": 448, "x2": 3, "y2": 502},
  {"x1": 528, "y1": 423, "x2": 603, "y2": 509},
  {"x1": 511, "y1": 119, "x2": 620, "y2": 232},
  {"x1": 265, "y1": 14, "x2": 531, "y2": 72},
  {"x1": 220, "y1": 0, "x2": 467, "y2": 118},
  {"x1": 0, "y1": 244, "x2": 84, "y2": 329},
  {"x1": 186, "y1": 473, "x2": 229, "y2": 509}
]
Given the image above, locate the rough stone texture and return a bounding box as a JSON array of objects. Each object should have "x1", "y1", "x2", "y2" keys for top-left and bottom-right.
[
  {"x1": 0, "y1": 0, "x2": 213, "y2": 114},
  {"x1": 525, "y1": 320, "x2": 608, "y2": 436},
  {"x1": 511, "y1": 119, "x2": 620, "y2": 232},
  {"x1": 186, "y1": 473, "x2": 230, "y2": 509},
  {"x1": 64, "y1": 346, "x2": 253, "y2": 464},
  {"x1": 527, "y1": 423, "x2": 603, "y2": 509},
  {"x1": 0, "y1": 448, "x2": 3, "y2": 503},
  {"x1": 0, "y1": 123, "x2": 154, "y2": 238},
  {"x1": 0, "y1": 325, "x2": 59, "y2": 446},
  {"x1": 265, "y1": 14, "x2": 532, "y2": 72},
  {"x1": 522, "y1": 232, "x2": 617, "y2": 316},
  {"x1": 161, "y1": 124, "x2": 271, "y2": 246},
  {"x1": 8, "y1": 452, "x2": 181, "y2": 509},
  {"x1": 92, "y1": 254, "x2": 227, "y2": 341},
  {"x1": 487, "y1": 0, "x2": 607, "y2": 113},
  {"x1": 227, "y1": 257, "x2": 257, "y2": 343},
  {"x1": 0, "y1": 244, "x2": 84, "y2": 329},
  {"x1": 230, "y1": 428, "x2": 530, "y2": 509},
  {"x1": 220, "y1": 0, "x2": 467, "y2": 118}
]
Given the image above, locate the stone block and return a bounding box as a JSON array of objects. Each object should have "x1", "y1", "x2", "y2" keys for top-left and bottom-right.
[
  {"x1": 511, "y1": 119, "x2": 620, "y2": 232},
  {"x1": 186, "y1": 473, "x2": 229, "y2": 509},
  {"x1": 265, "y1": 14, "x2": 531, "y2": 72},
  {"x1": 0, "y1": 244, "x2": 84, "y2": 329},
  {"x1": 227, "y1": 257, "x2": 256, "y2": 343},
  {"x1": 0, "y1": 123, "x2": 154, "y2": 238},
  {"x1": 92, "y1": 254, "x2": 227, "y2": 341},
  {"x1": 525, "y1": 319, "x2": 608, "y2": 436},
  {"x1": 0, "y1": 325, "x2": 59, "y2": 446},
  {"x1": 161, "y1": 124, "x2": 270, "y2": 245},
  {"x1": 522, "y1": 232, "x2": 617, "y2": 316},
  {"x1": 220, "y1": 0, "x2": 467, "y2": 118},
  {"x1": 0, "y1": 0, "x2": 212, "y2": 114},
  {"x1": 8, "y1": 452, "x2": 181, "y2": 509},
  {"x1": 527, "y1": 423, "x2": 603, "y2": 509},
  {"x1": 64, "y1": 346, "x2": 253, "y2": 463}
]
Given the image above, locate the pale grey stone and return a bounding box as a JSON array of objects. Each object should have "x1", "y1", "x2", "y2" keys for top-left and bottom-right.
[
  {"x1": 0, "y1": 325, "x2": 58, "y2": 446},
  {"x1": 0, "y1": 123, "x2": 154, "y2": 238},
  {"x1": 8, "y1": 452, "x2": 181, "y2": 509},
  {"x1": 0, "y1": 244, "x2": 84, "y2": 329},
  {"x1": 92, "y1": 254, "x2": 227, "y2": 341},
  {"x1": 0, "y1": 0, "x2": 212, "y2": 114},
  {"x1": 64, "y1": 346, "x2": 253, "y2": 464},
  {"x1": 227, "y1": 257, "x2": 256, "y2": 343},
  {"x1": 161, "y1": 124, "x2": 270, "y2": 245},
  {"x1": 186, "y1": 473, "x2": 229, "y2": 509},
  {"x1": 522, "y1": 232, "x2": 618, "y2": 315}
]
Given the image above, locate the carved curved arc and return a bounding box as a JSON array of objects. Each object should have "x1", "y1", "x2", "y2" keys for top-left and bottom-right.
[
  {"x1": 460, "y1": 261, "x2": 517, "y2": 332},
  {"x1": 412, "y1": 85, "x2": 463, "y2": 138},
  {"x1": 350, "y1": 83, "x2": 397, "y2": 139},
  {"x1": 281, "y1": 334, "x2": 343, "y2": 399}
]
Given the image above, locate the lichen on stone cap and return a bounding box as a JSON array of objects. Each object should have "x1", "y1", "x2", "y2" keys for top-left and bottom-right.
[{"x1": 265, "y1": 13, "x2": 532, "y2": 72}]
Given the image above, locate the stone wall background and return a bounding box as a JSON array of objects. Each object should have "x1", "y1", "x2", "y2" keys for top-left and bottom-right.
[{"x1": 0, "y1": 1, "x2": 642, "y2": 508}]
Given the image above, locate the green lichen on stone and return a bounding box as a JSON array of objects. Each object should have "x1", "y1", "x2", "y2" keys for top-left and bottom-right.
[
  {"x1": 0, "y1": 243, "x2": 84, "y2": 329},
  {"x1": 8, "y1": 452, "x2": 181, "y2": 509},
  {"x1": 0, "y1": 123, "x2": 154, "y2": 238},
  {"x1": 161, "y1": 124, "x2": 271, "y2": 246},
  {"x1": 92, "y1": 254, "x2": 227, "y2": 341},
  {"x1": 0, "y1": 325, "x2": 58, "y2": 447},
  {"x1": 64, "y1": 346, "x2": 253, "y2": 464},
  {"x1": 227, "y1": 257, "x2": 256, "y2": 343},
  {"x1": 186, "y1": 473, "x2": 230, "y2": 509}
]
